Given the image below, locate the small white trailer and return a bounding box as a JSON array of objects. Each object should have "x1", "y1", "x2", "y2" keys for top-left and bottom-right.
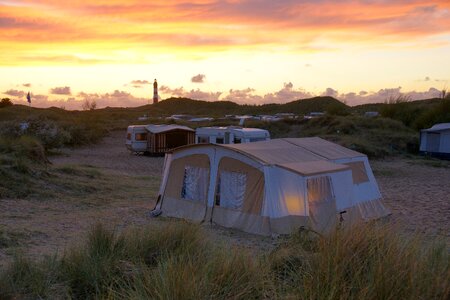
[
  {"x1": 195, "y1": 126, "x2": 270, "y2": 144},
  {"x1": 126, "y1": 125, "x2": 148, "y2": 153},
  {"x1": 126, "y1": 124, "x2": 195, "y2": 155}
]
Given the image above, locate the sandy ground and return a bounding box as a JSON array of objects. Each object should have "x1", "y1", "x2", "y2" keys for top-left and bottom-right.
[
  {"x1": 1, "y1": 130, "x2": 449, "y2": 265},
  {"x1": 372, "y1": 159, "x2": 450, "y2": 241}
]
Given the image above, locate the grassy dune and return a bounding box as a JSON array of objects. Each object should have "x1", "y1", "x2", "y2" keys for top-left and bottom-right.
[{"x1": 0, "y1": 222, "x2": 448, "y2": 299}]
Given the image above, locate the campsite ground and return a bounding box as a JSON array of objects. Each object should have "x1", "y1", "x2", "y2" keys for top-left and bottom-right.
[{"x1": 1, "y1": 130, "x2": 449, "y2": 265}]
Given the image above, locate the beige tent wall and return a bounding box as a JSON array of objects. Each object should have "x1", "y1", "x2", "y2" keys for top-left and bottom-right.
[
  {"x1": 161, "y1": 153, "x2": 210, "y2": 222},
  {"x1": 211, "y1": 156, "x2": 268, "y2": 234}
]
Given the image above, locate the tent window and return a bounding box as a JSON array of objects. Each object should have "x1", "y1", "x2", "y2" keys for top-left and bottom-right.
[
  {"x1": 135, "y1": 133, "x2": 147, "y2": 141},
  {"x1": 181, "y1": 166, "x2": 209, "y2": 202},
  {"x1": 215, "y1": 171, "x2": 247, "y2": 210},
  {"x1": 344, "y1": 161, "x2": 369, "y2": 184}
]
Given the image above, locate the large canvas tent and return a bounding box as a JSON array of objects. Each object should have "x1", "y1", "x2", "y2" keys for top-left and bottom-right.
[
  {"x1": 154, "y1": 137, "x2": 390, "y2": 235},
  {"x1": 420, "y1": 123, "x2": 450, "y2": 159}
]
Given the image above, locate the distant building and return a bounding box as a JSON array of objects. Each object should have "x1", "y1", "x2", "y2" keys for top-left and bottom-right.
[
  {"x1": 304, "y1": 112, "x2": 325, "y2": 119},
  {"x1": 153, "y1": 79, "x2": 158, "y2": 104},
  {"x1": 364, "y1": 111, "x2": 379, "y2": 118}
]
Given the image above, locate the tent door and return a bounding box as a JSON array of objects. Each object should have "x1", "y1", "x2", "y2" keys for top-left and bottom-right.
[
  {"x1": 427, "y1": 133, "x2": 440, "y2": 152},
  {"x1": 306, "y1": 176, "x2": 337, "y2": 233}
]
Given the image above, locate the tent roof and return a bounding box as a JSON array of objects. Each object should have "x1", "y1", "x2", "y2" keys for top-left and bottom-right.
[
  {"x1": 278, "y1": 160, "x2": 350, "y2": 176},
  {"x1": 223, "y1": 137, "x2": 364, "y2": 163},
  {"x1": 422, "y1": 123, "x2": 450, "y2": 132},
  {"x1": 169, "y1": 137, "x2": 365, "y2": 176},
  {"x1": 145, "y1": 124, "x2": 194, "y2": 134}
]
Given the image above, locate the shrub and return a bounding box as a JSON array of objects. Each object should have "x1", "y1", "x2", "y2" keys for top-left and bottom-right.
[
  {"x1": 414, "y1": 98, "x2": 450, "y2": 130},
  {"x1": 0, "y1": 98, "x2": 13, "y2": 108}
]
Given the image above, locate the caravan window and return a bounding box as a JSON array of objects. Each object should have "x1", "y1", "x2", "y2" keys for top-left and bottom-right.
[
  {"x1": 198, "y1": 136, "x2": 209, "y2": 143},
  {"x1": 135, "y1": 133, "x2": 147, "y2": 141},
  {"x1": 126, "y1": 133, "x2": 131, "y2": 140},
  {"x1": 249, "y1": 137, "x2": 266, "y2": 142},
  {"x1": 215, "y1": 171, "x2": 247, "y2": 210},
  {"x1": 181, "y1": 166, "x2": 209, "y2": 202},
  {"x1": 216, "y1": 137, "x2": 224, "y2": 144},
  {"x1": 234, "y1": 138, "x2": 241, "y2": 144}
]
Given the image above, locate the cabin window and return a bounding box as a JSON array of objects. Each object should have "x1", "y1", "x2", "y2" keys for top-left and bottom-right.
[
  {"x1": 126, "y1": 133, "x2": 131, "y2": 140},
  {"x1": 249, "y1": 137, "x2": 266, "y2": 142},
  {"x1": 135, "y1": 133, "x2": 147, "y2": 141},
  {"x1": 198, "y1": 136, "x2": 209, "y2": 144},
  {"x1": 181, "y1": 166, "x2": 209, "y2": 202},
  {"x1": 216, "y1": 137, "x2": 224, "y2": 144},
  {"x1": 215, "y1": 171, "x2": 247, "y2": 210}
]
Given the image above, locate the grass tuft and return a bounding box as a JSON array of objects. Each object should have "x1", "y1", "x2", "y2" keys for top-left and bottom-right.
[{"x1": 0, "y1": 222, "x2": 448, "y2": 299}]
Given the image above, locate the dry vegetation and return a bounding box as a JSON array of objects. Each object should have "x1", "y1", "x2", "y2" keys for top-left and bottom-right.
[{"x1": 0, "y1": 222, "x2": 448, "y2": 299}]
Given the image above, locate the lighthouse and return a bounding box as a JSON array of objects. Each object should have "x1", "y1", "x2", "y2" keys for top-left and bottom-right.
[{"x1": 153, "y1": 79, "x2": 158, "y2": 104}]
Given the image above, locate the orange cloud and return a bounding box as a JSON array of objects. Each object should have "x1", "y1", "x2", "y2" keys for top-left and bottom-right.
[{"x1": 0, "y1": 0, "x2": 449, "y2": 66}]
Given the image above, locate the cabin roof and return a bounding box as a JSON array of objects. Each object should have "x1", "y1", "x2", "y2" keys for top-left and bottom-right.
[{"x1": 145, "y1": 124, "x2": 194, "y2": 134}]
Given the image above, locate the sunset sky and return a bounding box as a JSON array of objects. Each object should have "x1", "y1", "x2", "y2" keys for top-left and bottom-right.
[{"x1": 1, "y1": 0, "x2": 450, "y2": 109}]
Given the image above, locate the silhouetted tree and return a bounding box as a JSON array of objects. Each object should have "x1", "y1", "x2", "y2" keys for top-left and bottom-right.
[
  {"x1": 82, "y1": 99, "x2": 97, "y2": 110},
  {"x1": 0, "y1": 98, "x2": 13, "y2": 108}
]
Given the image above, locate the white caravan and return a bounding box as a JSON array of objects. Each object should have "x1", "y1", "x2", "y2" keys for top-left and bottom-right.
[
  {"x1": 126, "y1": 125, "x2": 148, "y2": 153},
  {"x1": 195, "y1": 126, "x2": 270, "y2": 144}
]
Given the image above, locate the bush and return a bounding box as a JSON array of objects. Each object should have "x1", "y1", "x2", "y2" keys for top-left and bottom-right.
[
  {"x1": 0, "y1": 136, "x2": 48, "y2": 165},
  {"x1": 414, "y1": 98, "x2": 450, "y2": 130},
  {"x1": 0, "y1": 223, "x2": 448, "y2": 300}
]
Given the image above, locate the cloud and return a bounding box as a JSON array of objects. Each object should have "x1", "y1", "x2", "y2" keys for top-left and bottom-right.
[
  {"x1": 322, "y1": 88, "x2": 339, "y2": 98},
  {"x1": 222, "y1": 82, "x2": 313, "y2": 104},
  {"x1": 160, "y1": 85, "x2": 221, "y2": 101},
  {"x1": 329, "y1": 86, "x2": 443, "y2": 105},
  {"x1": 130, "y1": 80, "x2": 150, "y2": 85},
  {"x1": 6, "y1": 82, "x2": 447, "y2": 110},
  {"x1": 4, "y1": 89, "x2": 25, "y2": 97},
  {"x1": 1, "y1": 0, "x2": 450, "y2": 67},
  {"x1": 130, "y1": 80, "x2": 151, "y2": 88},
  {"x1": 191, "y1": 74, "x2": 206, "y2": 83},
  {"x1": 50, "y1": 86, "x2": 71, "y2": 95}
]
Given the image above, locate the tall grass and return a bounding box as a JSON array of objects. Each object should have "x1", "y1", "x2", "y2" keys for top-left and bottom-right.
[
  {"x1": 271, "y1": 224, "x2": 449, "y2": 299},
  {"x1": 0, "y1": 222, "x2": 448, "y2": 299}
]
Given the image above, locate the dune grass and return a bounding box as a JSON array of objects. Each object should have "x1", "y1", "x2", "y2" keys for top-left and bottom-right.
[{"x1": 0, "y1": 222, "x2": 448, "y2": 299}]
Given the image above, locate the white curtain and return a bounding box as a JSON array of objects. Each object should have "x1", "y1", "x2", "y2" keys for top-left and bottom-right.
[
  {"x1": 219, "y1": 171, "x2": 247, "y2": 210},
  {"x1": 182, "y1": 166, "x2": 209, "y2": 202}
]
